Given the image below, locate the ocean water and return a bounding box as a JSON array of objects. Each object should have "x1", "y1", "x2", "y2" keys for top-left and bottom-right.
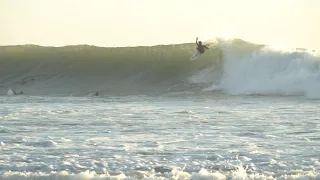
[
  {"x1": 1, "y1": 38, "x2": 320, "y2": 179},
  {"x1": 1, "y1": 94, "x2": 320, "y2": 179}
]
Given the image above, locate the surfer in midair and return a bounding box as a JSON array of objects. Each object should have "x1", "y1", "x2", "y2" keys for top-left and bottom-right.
[{"x1": 196, "y1": 37, "x2": 209, "y2": 54}]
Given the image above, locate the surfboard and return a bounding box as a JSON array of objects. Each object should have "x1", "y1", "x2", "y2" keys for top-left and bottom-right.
[{"x1": 191, "y1": 51, "x2": 201, "y2": 61}]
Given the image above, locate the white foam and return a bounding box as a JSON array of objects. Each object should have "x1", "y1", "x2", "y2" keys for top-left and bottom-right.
[
  {"x1": 24, "y1": 140, "x2": 57, "y2": 147},
  {"x1": 1, "y1": 168, "x2": 318, "y2": 180},
  {"x1": 218, "y1": 47, "x2": 320, "y2": 97},
  {"x1": 202, "y1": 84, "x2": 221, "y2": 92}
]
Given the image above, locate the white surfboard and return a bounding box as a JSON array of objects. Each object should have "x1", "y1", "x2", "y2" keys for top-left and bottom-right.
[{"x1": 191, "y1": 51, "x2": 201, "y2": 61}]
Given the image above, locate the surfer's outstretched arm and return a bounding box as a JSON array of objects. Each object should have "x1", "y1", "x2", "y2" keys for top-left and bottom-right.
[
  {"x1": 196, "y1": 37, "x2": 199, "y2": 46},
  {"x1": 204, "y1": 45, "x2": 209, "y2": 49}
]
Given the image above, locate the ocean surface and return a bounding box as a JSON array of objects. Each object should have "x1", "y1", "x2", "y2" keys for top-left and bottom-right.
[{"x1": 1, "y1": 38, "x2": 320, "y2": 179}]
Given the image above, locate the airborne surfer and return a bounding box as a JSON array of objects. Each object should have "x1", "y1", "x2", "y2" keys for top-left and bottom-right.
[
  {"x1": 191, "y1": 37, "x2": 210, "y2": 61},
  {"x1": 196, "y1": 37, "x2": 209, "y2": 54}
]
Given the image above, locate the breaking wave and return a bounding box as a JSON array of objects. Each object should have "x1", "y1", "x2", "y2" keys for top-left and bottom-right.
[
  {"x1": 1, "y1": 38, "x2": 319, "y2": 98},
  {"x1": 217, "y1": 46, "x2": 320, "y2": 98}
]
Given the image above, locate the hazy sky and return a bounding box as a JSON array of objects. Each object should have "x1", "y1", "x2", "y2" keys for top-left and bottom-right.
[{"x1": 1, "y1": 0, "x2": 319, "y2": 49}]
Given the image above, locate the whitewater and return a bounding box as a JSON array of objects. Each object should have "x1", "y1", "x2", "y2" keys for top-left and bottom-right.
[{"x1": 1, "y1": 38, "x2": 320, "y2": 179}]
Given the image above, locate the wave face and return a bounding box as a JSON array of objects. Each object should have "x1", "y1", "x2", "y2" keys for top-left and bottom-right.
[
  {"x1": 1, "y1": 38, "x2": 319, "y2": 97},
  {"x1": 0, "y1": 41, "x2": 226, "y2": 96}
]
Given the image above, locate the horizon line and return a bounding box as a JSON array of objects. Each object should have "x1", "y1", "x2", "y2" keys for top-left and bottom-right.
[{"x1": 0, "y1": 37, "x2": 249, "y2": 48}]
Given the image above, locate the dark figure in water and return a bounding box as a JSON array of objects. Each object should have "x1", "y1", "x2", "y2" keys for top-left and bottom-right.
[
  {"x1": 13, "y1": 89, "x2": 23, "y2": 95},
  {"x1": 196, "y1": 37, "x2": 209, "y2": 54}
]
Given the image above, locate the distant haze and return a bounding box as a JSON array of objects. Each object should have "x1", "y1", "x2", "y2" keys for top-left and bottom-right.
[{"x1": 1, "y1": 0, "x2": 319, "y2": 49}]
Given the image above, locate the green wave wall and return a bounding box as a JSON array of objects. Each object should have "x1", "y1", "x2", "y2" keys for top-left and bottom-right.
[{"x1": 0, "y1": 39, "x2": 259, "y2": 96}]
